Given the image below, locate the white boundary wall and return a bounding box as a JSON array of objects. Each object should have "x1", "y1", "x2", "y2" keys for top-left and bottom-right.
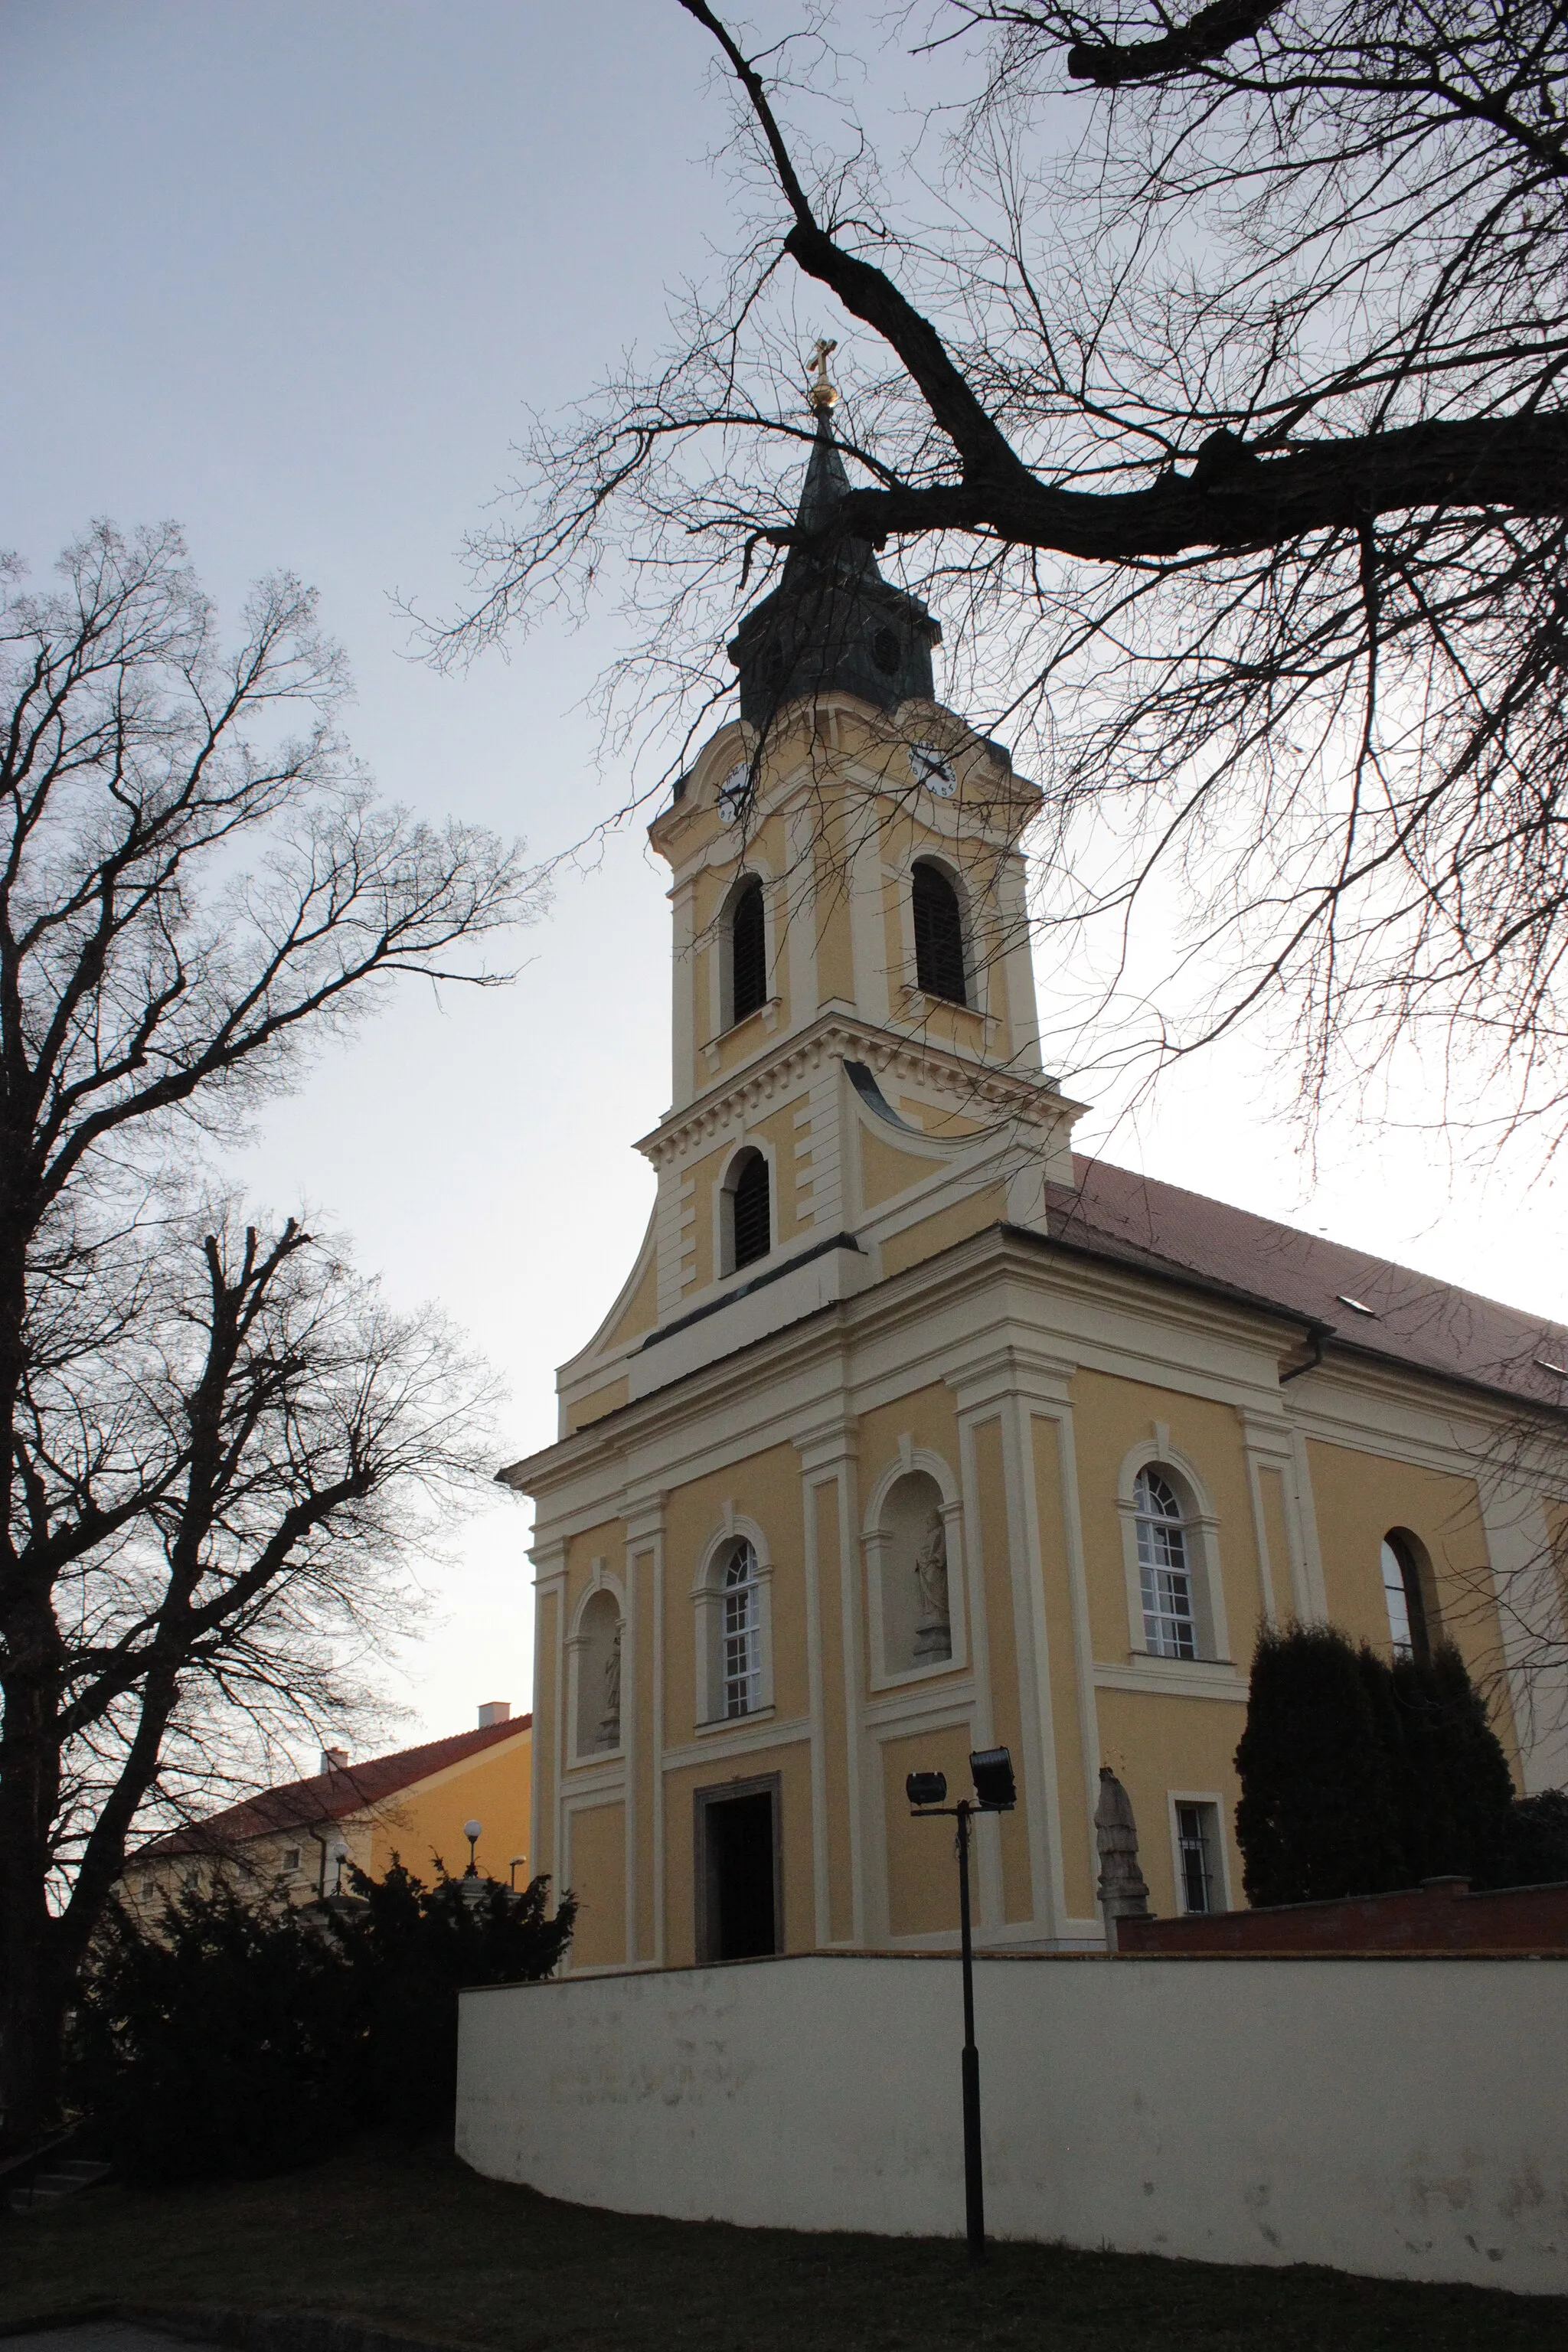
[{"x1": 458, "y1": 1952, "x2": 1568, "y2": 2294}]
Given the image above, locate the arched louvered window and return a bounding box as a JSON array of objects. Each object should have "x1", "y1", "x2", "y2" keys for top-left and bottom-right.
[
  {"x1": 726, "y1": 1148, "x2": 771, "y2": 1272},
  {"x1": 730, "y1": 879, "x2": 767, "y2": 1026},
  {"x1": 912, "y1": 861, "x2": 967, "y2": 1005}
]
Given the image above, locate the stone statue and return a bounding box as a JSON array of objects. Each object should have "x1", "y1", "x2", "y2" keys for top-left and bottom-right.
[
  {"x1": 598, "y1": 1622, "x2": 622, "y2": 1749},
  {"x1": 912, "y1": 1509, "x2": 952, "y2": 1661},
  {"x1": 1094, "y1": 1765, "x2": 1151, "y2": 1951}
]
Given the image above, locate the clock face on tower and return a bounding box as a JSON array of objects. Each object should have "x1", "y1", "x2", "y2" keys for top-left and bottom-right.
[
  {"x1": 717, "y1": 763, "x2": 753, "y2": 825},
  {"x1": 910, "y1": 743, "x2": 958, "y2": 799}
]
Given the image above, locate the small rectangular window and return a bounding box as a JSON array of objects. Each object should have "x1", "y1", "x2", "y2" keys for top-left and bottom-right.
[
  {"x1": 281, "y1": 1847, "x2": 302, "y2": 1873},
  {"x1": 1174, "y1": 1801, "x2": 1222, "y2": 1914}
]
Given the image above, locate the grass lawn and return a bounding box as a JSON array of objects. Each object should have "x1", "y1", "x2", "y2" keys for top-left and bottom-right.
[{"x1": 1, "y1": 2138, "x2": 1563, "y2": 2352}]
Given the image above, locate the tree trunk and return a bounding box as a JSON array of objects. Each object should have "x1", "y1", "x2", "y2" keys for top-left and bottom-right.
[{"x1": 0, "y1": 1756, "x2": 70, "y2": 2154}]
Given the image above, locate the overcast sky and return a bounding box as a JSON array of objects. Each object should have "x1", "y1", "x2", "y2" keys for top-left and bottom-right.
[{"x1": 6, "y1": 1, "x2": 1566, "y2": 1762}]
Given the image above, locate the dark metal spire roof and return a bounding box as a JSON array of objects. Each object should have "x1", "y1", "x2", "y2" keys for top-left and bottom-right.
[{"x1": 727, "y1": 410, "x2": 939, "y2": 727}]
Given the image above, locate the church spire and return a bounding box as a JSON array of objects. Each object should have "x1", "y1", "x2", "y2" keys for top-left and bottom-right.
[{"x1": 727, "y1": 350, "x2": 940, "y2": 727}]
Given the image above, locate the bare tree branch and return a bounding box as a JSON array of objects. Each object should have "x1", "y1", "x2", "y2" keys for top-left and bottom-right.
[{"x1": 0, "y1": 522, "x2": 545, "y2": 2151}]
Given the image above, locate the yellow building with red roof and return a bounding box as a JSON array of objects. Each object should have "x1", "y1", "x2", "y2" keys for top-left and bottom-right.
[{"x1": 126, "y1": 1704, "x2": 532, "y2": 1907}]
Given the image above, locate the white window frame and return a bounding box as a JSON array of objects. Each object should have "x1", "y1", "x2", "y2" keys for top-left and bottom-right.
[
  {"x1": 1116, "y1": 1434, "x2": 1230, "y2": 1664},
  {"x1": 692, "y1": 1514, "x2": 775, "y2": 1729},
  {"x1": 861, "y1": 1444, "x2": 968, "y2": 1689},
  {"x1": 1168, "y1": 1792, "x2": 1230, "y2": 1916},
  {"x1": 1134, "y1": 1465, "x2": 1199, "y2": 1658}
]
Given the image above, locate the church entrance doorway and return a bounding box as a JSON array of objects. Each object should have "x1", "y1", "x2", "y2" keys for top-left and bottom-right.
[{"x1": 695, "y1": 1775, "x2": 781, "y2": 1962}]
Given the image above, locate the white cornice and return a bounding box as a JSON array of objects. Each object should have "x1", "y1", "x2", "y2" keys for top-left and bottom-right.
[{"x1": 634, "y1": 1010, "x2": 1083, "y2": 1170}]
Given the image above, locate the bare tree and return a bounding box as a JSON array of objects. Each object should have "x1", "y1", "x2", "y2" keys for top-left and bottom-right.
[
  {"x1": 441, "y1": 0, "x2": 1568, "y2": 1145},
  {"x1": 0, "y1": 521, "x2": 542, "y2": 2148}
]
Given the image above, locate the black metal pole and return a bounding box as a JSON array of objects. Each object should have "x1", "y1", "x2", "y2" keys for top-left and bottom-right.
[{"x1": 956, "y1": 1799, "x2": 985, "y2": 2259}]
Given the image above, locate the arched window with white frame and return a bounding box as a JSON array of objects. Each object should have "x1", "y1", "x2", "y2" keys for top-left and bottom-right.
[
  {"x1": 694, "y1": 1524, "x2": 773, "y2": 1727},
  {"x1": 722, "y1": 1539, "x2": 762, "y2": 1717},
  {"x1": 1134, "y1": 1465, "x2": 1197, "y2": 1659}
]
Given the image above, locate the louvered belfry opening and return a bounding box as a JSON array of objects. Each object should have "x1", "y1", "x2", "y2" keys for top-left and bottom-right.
[
  {"x1": 912, "y1": 861, "x2": 967, "y2": 1005},
  {"x1": 730, "y1": 1150, "x2": 771, "y2": 1270},
  {"x1": 730, "y1": 878, "x2": 766, "y2": 1025}
]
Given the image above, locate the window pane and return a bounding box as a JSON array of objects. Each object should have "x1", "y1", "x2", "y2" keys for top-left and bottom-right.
[
  {"x1": 1380, "y1": 1539, "x2": 1413, "y2": 1658},
  {"x1": 1176, "y1": 1802, "x2": 1217, "y2": 1913},
  {"x1": 1135, "y1": 1471, "x2": 1197, "y2": 1658},
  {"x1": 723, "y1": 1542, "x2": 760, "y2": 1717}
]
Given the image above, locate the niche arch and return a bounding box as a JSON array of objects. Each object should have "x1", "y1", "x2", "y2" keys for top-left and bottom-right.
[
  {"x1": 862, "y1": 1448, "x2": 966, "y2": 1686},
  {"x1": 567, "y1": 1572, "x2": 626, "y2": 1759}
]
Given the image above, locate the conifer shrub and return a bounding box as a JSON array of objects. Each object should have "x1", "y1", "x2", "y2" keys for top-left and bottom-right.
[
  {"x1": 1234, "y1": 1622, "x2": 1522, "y2": 1906},
  {"x1": 1485, "y1": 1788, "x2": 1568, "y2": 1887},
  {"x1": 1387, "y1": 1643, "x2": 1516, "y2": 1882},
  {"x1": 1233, "y1": 1624, "x2": 1407, "y2": 1905},
  {"x1": 70, "y1": 1862, "x2": 576, "y2": 2184}
]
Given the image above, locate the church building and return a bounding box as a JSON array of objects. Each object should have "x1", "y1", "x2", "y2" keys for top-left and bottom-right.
[{"x1": 502, "y1": 371, "x2": 1568, "y2": 1971}]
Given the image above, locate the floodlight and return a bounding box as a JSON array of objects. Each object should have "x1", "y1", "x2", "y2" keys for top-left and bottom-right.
[
  {"x1": 969, "y1": 1747, "x2": 1016, "y2": 1811},
  {"x1": 906, "y1": 1770, "x2": 948, "y2": 1809}
]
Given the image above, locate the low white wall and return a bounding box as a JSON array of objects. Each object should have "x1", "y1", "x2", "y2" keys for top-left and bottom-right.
[{"x1": 458, "y1": 1952, "x2": 1568, "y2": 2294}]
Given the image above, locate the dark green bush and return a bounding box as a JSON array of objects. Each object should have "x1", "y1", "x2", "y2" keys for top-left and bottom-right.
[
  {"x1": 70, "y1": 1861, "x2": 575, "y2": 2184},
  {"x1": 1233, "y1": 1624, "x2": 1540, "y2": 1906},
  {"x1": 1482, "y1": 1787, "x2": 1568, "y2": 1889},
  {"x1": 1233, "y1": 1623, "x2": 1408, "y2": 1906},
  {"x1": 1387, "y1": 1642, "x2": 1516, "y2": 1883}
]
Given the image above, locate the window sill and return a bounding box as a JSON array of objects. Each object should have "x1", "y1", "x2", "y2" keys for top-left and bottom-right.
[
  {"x1": 694, "y1": 1703, "x2": 776, "y2": 1736},
  {"x1": 899, "y1": 986, "x2": 990, "y2": 1028},
  {"x1": 1093, "y1": 1656, "x2": 1247, "y2": 1703},
  {"x1": 699, "y1": 998, "x2": 784, "y2": 1070},
  {"x1": 868, "y1": 1650, "x2": 967, "y2": 1695}
]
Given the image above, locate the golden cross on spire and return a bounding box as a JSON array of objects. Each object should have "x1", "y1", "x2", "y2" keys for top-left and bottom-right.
[{"x1": 807, "y1": 338, "x2": 838, "y2": 413}]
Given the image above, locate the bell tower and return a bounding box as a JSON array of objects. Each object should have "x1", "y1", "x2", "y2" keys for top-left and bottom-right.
[{"x1": 552, "y1": 366, "x2": 1086, "y2": 1431}]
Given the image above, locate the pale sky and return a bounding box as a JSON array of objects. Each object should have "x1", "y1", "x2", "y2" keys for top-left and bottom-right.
[{"x1": 5, "y1": 1, "x2": 1566, "y2": 1762}]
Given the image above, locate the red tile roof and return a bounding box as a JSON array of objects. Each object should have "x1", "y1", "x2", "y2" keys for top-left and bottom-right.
[
  {"x1": 129, "y1": 1715, "x2": 531, "y2": 1864},
  {"x1": 1043, "y1": 1156, "x2": 1568, "y2": 1410}
]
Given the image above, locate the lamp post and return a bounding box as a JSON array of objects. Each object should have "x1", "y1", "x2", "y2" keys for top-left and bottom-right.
[
  {"x1": 509, "y1": 1855, "x2": 527, "y2": 1890},
  {"x1": 906, "y1": 1746, "x2": 1017, "y2": 2261},
  {"x1": 461, "y1": 1819, "x2": 485, "y2": 1908},
  {"x1": 331, "y1": 1839, "x2": 348, "y2": 1897}
]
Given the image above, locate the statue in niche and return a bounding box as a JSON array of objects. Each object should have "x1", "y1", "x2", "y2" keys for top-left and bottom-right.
[
  {"x1": 1094, "y1": 1765, "x2": 1151, "y2": 1950},
  {"x1": 598, "y1": 1621, "x2": 622, "y2": 1749},
  {"x1": 912, "y1": 1509, "x2": 952, "y2": 1661}
]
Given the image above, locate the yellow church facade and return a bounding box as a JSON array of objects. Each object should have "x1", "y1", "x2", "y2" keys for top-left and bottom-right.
[{"x1": 504, "y1": 413, "x2": 1568, "y2": 1973}]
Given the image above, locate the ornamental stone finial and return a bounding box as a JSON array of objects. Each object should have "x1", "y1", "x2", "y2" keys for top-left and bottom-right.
[
  {"x1": 1095, "y1": 1764, "x2": 1152, "y2": 1952},
  {"x1": 808, "y1": 337, "x2": 838, "y2": 412}
]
